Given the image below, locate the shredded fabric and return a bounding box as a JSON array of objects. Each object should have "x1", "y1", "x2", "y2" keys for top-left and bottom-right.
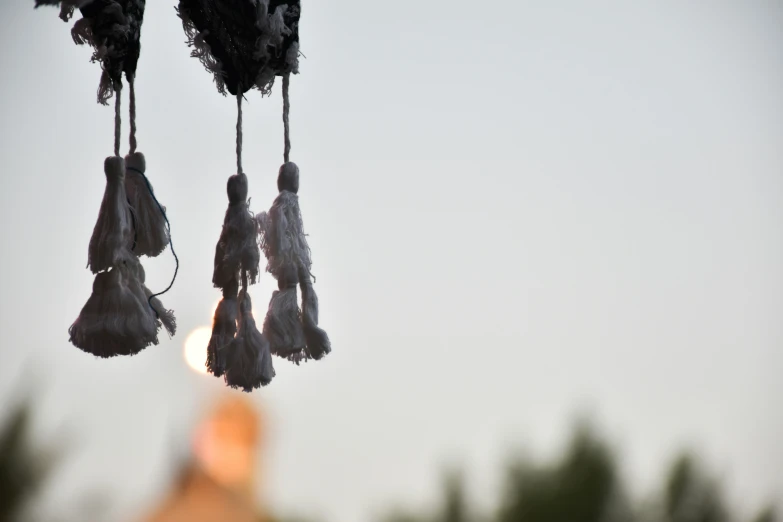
[
  {"x1": 176, "y1": 0, "x2": 300, "y2": 96},
  {"x1": 37, "y1": 0, "x2": 146, "y2": 104}
]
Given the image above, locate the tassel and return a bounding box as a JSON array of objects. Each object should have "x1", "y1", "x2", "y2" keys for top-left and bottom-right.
[
  {"x1": 258, "y1": 162, "x2": 330, "y2": 362},
  {"x1": 126, "y1": 257, "x2": 177, "y2": 339},
  {"x1": 206, "y1": 277, "x2": 239, "y2": 377},
  {"x1": 68, "y1": 263, "x2": 158, "y2": 358},
  {"x1": 299, "y1": 264, "x2": 331, "y2": 360},
  {"x1": 262, "y1": 264, "x2": 306, "y2": 362},
  {"x1": 257, "y1": 162, "x2": 311, "y2": 277},
  {"x1": 125, "y1": 151, "x2": 169, "y2": 258},
  {"x1": 88, "y1": 156, "x2": 134, "y2": 274},
  {"x1": 224, "y1": 289, "x2": 275, "y2": 392},
  {"x1": 212, "y1": 172, "x2": 260, "y2": 289}
]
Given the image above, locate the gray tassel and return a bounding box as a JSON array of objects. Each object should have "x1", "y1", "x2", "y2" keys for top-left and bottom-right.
[
  {"x1": 127, "y1": 258, "x2": 177, "y2": 339},
  {"x1": 124, "y1": 151, "x2": 169, "y2": 258},
  {"x1": 257, "y1": 163, "x2": 311, "y2": 277},
  {"x1": 258, "y1": 162, "x2": 330, "y2": 362},
  {"x1": 68, "y1": 263, "x2": 158, "y2": 358},
  {"x1": 262, "y1": 265, "x2": 306, "y2": 362},
  {"x1": 299, "y1": 264, "x2": 331, "y2": 360},
  {"x1": 88, "y1": 156, "x2": 134, "y2": 274},
  {"x1": 212, "y1": 173, "x2": 260, "y2": 290},
  {"x1": 224, "y1": 289, "x2": 275, "y2": 392},
  {"x1": 206, "y1": 277, "x2": 239, "y2": 377}
]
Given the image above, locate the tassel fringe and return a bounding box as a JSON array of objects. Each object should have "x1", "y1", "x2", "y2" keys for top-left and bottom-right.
[{"x1": 224, "y1": 290, "x2": 275, "y2": 392}]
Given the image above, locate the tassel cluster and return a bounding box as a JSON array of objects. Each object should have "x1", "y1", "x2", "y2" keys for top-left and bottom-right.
[
  {"x1": 207, "y1": 172, "x2": 275, "y2": 390},
  {"x1": 69, "y1": 155, "x2": 175, "y2": 357},
  {"x1": 257, "y1": 162, "x2": 330, "y2": 364}
]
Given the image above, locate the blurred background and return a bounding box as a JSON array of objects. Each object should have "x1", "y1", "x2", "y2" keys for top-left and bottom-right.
[{"x1": 0, "y1": 1, "x2": 781, "y2": 521}]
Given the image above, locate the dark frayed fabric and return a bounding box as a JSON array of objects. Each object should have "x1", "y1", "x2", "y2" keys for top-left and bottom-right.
[
  {"x1": 176, "y1": 0, "x2": 300, "y2": 96},
  {"x1": 125, "y1": 152, "x2": 169, "y2": 258},
  {"x1": 258, "y1": 162, "x2": 330, "y2": 362},
  {"x1": 213, "y1": 173, "x2": 260, "y2": 289},
  {"x1": 36, "y1": 0, "x2": 146, "y2": 104},
  {"x1": 88, "y1": 156, "x2": 134, "y2": 274},
  {"x1": 223, "y1": 290, "x2": 275, "y2": 392},
  {"x1": 206, "y1": 278, "x2": 239, "y2": 377}
]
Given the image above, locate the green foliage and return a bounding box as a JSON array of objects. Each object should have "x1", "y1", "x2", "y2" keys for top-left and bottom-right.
[
  {"x1": 663, "y1": 453, "x2": 727, "y2": 522},
  {"x1": 497, "y1": 424, "x2": 619, "y2": 522},
  {"x1": 380, "y1": 422, "x2": 776, "y2": 522},
  {"x1": 751, "y1": 506, "x2": 777, "y2": 522},
  {"x1": 0, "y1": 399, "x2": 57, "y2": 522}
]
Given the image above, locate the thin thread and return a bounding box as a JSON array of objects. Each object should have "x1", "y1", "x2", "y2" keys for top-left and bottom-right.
[
  {"x1": 236, "y1": 93, "x2": 243, "y2": 174},
  {"x1": 282, "y1": 73, "x2": 291, "y2": 163},
  {"x1": 128, "y1": 199, "x2": 138, "y2": 251},
  {"x1": 129, "y1": 75, "x2": 137, "y2": 154},
  {"x1": 127, "y1": 166, "x2": 179, "y2": 314},
  {"x1": 114, "y1": 82, "x2": 122, "y2": 157}
]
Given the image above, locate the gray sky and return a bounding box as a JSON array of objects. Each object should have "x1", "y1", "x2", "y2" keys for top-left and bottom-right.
[{"x1": 1, "y1": 1, "x2": 781, "y2": 521}]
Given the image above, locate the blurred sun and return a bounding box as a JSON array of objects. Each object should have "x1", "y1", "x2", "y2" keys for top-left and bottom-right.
[{"x1": 184, "y1": 326, "x2": 212, "y2": 374}]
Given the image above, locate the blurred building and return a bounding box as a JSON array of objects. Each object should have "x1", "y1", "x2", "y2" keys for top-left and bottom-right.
[{"x1": 142, "y1": 395, "x2": 268, "y2": 522}]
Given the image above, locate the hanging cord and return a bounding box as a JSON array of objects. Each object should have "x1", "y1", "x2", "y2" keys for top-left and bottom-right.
[
  {"x1": 236, "y1": 92, "x2": 244, "y2": 174},
  {"x1": 113, "y1": 82, "x2": 122, "y2": 157},
  {"x1": 282, "y1": 73, "x2": 291, "y2": 163},
  {"x1": 129, "y1": 74, "x2": 138, "y2": 154},
  {"x1": 127, "y1": 75, "x2": 139, "y2": 252}
]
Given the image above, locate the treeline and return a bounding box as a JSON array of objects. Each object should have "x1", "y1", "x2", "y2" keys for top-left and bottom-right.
[{"x1": 380, "y1": 424, "x2": 777, "y2": 522}]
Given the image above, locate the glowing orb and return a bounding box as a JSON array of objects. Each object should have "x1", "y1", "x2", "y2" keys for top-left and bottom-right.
[{"x1": 184, "y1": 326, "x2": 212, "y2": 374}]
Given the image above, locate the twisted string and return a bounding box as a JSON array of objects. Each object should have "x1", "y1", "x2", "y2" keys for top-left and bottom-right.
[
  {"x1": 113, "y1": 82, "x2": 122, "y2": 156},
  {"x1": 282, "y1": 73, "x2": 291, "y2": 163},
  {"x1": 236, "y1": 93, "x2": 243, "y2": 174},
  {"x1": 129, "y1": 74, "x2": 138, "y2": 154}
]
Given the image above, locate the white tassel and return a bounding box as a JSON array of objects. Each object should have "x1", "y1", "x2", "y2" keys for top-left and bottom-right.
[
  {"x1": 262, "y1": 265, "x2": 306, "y2": 362},
  {"x1": 125, "y1": 151, "x2": 169, "y2": 258},
  {"x1": 69, "y1": 263, "x2": 158, "y2": 358},
  {"x1": 88, "y1": 156, "x2": 134, "y2": 274},
  {"x1": 206, "y1": 278, "x2": 239, "y2": 377},
  {"x1": 213, "y1": 173, "x2": 260, "y2": 289},
  {"x1": 224, "y1": 290, "x2": 275, "y2": 392},
  {"x1": 258, "y1": 162, "x2": 330, "y2": 362},
  {"x1": 126, "y1": 257, "x2": 176, "y2": 339},
  {"x1": 299, "y1": 264, "x2": 330, "y2": 360}
]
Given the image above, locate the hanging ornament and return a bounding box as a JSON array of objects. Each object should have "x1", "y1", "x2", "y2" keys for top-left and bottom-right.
[
  {"x1": 206, "y1": 91, "x2": 274, "y2": 391},
  {"x1": 177, "y1": 0, "x2": 331, "y2": 390},
  {"x1": 257, "y1": 75, "x2": 331, "y2": 364},
  {"x1": 35, "y1": 0, "x2": 178, "y2": 358}
]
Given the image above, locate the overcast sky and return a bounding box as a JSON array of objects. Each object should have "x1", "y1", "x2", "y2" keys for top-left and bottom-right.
[{"x1": 0, "y1": 1, "x2": 781, "y2": 522}]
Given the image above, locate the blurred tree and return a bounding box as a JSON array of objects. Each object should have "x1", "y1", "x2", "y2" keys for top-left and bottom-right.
[
  {"x1": 663, "y1": 453, "x2": 728, "y2": 522},
  {"x1": 0, "y1": 399, "x2": 58, "y2": 522},
  {"x1": 497, "y1": 423, "x2": 620, "y2": 522},
  {"x1": 751, "y1": 506, "x2": 777, "y2": 522},
  {"x1": 379, "y1": 422, "x2": 777, "y2": 522},
  {"x1": 440, "y1": 469, "x2": 469, "y2": 522}
]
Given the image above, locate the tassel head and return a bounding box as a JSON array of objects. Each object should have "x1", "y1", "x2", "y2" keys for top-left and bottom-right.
[
  {"x1": 88, "y1": 156, "x2": 133, "y2": 273},
  {"x1": 277, "y1": 161, "x2": 299, "y2": 193}
]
